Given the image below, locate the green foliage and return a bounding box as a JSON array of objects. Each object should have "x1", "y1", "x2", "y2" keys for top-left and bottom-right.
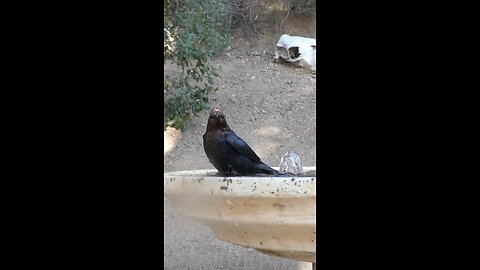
[{"x1": 164, "y1": 0, "x2": 231, "y2": 130}]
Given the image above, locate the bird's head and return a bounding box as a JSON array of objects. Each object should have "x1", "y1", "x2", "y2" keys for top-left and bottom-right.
[{"x1": 207, "y1": 107, "x2": 230, "y2": 130}]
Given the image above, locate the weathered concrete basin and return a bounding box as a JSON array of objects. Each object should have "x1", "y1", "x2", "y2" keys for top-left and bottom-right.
[{"x1": 164, "y1": 167, "x2": 316, "y2": 263}]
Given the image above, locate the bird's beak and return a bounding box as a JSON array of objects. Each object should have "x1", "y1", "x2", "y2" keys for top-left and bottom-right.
[{"x1": 211, "y1": 108, "x2": 222, "y2": 116}]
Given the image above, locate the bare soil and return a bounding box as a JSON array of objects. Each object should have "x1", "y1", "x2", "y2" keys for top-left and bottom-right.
[{"x1": 164, "y1": 8, "x2": 316, "y2": 269}]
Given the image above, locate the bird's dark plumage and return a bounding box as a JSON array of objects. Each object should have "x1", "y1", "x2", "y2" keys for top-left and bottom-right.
[{"x1": 203, "y1": 108, "x2": 279, "y2": 176}]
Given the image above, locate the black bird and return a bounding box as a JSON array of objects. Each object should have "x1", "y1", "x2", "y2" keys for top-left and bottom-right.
[{"x1": 203, "y1": 108, "x2": 279, "y2": 176}]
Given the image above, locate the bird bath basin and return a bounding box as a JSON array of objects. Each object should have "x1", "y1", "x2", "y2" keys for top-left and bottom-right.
[{"x1": 164, "y1": 167, "x2": 316, "y2": 263}]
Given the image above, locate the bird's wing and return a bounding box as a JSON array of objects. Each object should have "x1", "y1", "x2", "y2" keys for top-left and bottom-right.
[{"x1": 225, "y1": 132, "x2": 261, "y2": 162}]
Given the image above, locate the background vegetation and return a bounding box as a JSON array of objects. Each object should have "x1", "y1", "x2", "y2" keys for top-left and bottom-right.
[{"x1": 164, "y1": 0, "x2": 316, "y2": 130}]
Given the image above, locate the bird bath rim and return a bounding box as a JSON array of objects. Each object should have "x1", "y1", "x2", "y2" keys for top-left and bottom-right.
[
  {"x1": 164, "y1": 166, "x2": 316, "y2": 263},
  {"x1": 164, "y1": 167, "x2": 316, "y2": 197}
]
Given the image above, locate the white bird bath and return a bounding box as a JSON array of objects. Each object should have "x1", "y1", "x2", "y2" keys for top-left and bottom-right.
[{"x1": 164, "y1": 167, "x2": 316, "y2": 265}]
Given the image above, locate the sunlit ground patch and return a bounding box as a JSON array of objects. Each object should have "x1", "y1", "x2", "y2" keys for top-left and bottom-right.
[{"x1": 164, "y1": 126, "x2": 182, "y2": 155}]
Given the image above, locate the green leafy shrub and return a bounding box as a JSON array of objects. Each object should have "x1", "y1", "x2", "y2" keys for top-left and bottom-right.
[{"x1": 164, "y1": 0, "x2": 230, "y2": 130}]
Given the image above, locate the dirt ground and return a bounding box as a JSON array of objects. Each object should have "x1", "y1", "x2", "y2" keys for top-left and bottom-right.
[{"x1": 164, "y1": 7, "x2": 316, "y2": 269}]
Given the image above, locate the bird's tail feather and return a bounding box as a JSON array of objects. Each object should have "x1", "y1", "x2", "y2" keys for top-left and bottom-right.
[{"x1": 256, "y1": 162, "x2": 279, "y2": 175}]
